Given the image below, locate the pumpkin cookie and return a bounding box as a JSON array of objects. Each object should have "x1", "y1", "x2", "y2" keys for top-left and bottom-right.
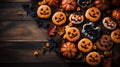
[
  {"x1": 52, "y1": 12, "x2": 66, "y2": 25},
  {"x1": 78, "y1": 38, "x2": 93, "y2": 53},
  {"x1": 85, "y1": 7, "x2": 101, "y2": 22},
  {"x1": 69, "y1": 13, "x2": 84, "y2": 24},
  {"x1": 61, "y1": 42, "x2": 78, "y2": 58},
  {"x1": 111, "y1": 29, "x2": 120, "y2": 43},
  {"x1": 64, "y1": 27, "x2": 80, "y2": 42},
  {"x1": 86, "y1": 52, "x2": 101, "y2": 66},
  {"x1": 102, "y1": 17, "x2": 116, "y2": 30},
  {"x1": 95, "y1": 35, "x2": 113, "y2": 51},
  {"x1": 37, "y1": 5, "x2": 51, "y2": 19},
  {"x1": 82, "y1": 22, "x2": 101, "y2": 41}
]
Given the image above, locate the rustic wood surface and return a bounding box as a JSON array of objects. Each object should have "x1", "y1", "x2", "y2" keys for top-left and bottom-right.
[
  {"x1": 0, "y1": 0, "x2": 120, "y2": 67},
  {"x1": 0, "y1": 21, "x2": 48, "y2": 42}
]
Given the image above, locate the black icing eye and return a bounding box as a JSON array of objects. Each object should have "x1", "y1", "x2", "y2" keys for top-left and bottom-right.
[
  {"x1": 105, "y1": 37, "x2": 107, "y2": 40},
  {"x1": 103, "y1": 41, "x2": 106, "y2": 43},
  {"x1": 73, "y1": 29, "x2": 76, "y2": 32},
  {"x1": 96, "y1": 12, "x2": 99, "y2": 15},
  {"x1": 82, "y1": 41, "x2": 85, "y2": 43},
  {"x1": 68, "y1": 32, "x2": 71, "y2": 35},
  {"x1": 95, "y1": 55, "x2": 98, "y2": 58},
  {"x1": 90, "y1": 55, "x2": 92, "y2": 58},
  {"x1": 55, "y1": 17, "x2": 57, "y2": 19},
  {"x1": 91, "y1": 10, "x2": 94, "y2": 12},
  {"x1": 60, "y1": 14, "x2": 63, "y2": 17},
  {"x1": 46, "y1": 8, "x2": 49, "y2": 10},
  {"x1": 114, "y1": 33, "x2": 117, "y2": 36},
  {"x1": 88, "y1": 43, "x2": 90, "y2": 46},
  {"x1": 41, "y1": 8, "x2": 43, "y2": 11},
  {"x1": 74, "y1": 15, "x2": 76, "y2": 17}
]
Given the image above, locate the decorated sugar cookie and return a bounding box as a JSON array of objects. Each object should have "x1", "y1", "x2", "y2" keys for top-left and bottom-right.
[
  {"x1": 64, "y1": 27, "x2": 80, "y2": 42},
  {"x1": 52, "y1": 12, "x2": 66, "y2": 25},
  {"x1": 85, "y1": 7, "x2": 101, "y2": 22},
  {"x1": 37, "y1": 5, "x2": 51, "y2": 19},
  {"x1": 69, "y1": 13, "x2": 84, "y2": 24},
  {"x1": 111, "y1": 29, "x2": 120, "y2": 43},
  {"x1": 102, "y1": 17, "x2": 116, "y2": 30},
  {"x1": 78, "y1": 38, "x2": 93, "y2": 53},
  {"x1": 86, "y1": 52, "x2": 101, "y2": 66}
]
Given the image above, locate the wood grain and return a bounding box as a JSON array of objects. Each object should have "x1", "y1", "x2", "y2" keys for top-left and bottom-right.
[{"x1": 0, "y1": 21, "x2": 48, "y2": 42}]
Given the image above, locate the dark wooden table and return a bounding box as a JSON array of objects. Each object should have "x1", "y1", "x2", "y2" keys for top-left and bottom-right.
[{"x1": 0, "y1": 0, "x2": 120, "y2": 67}]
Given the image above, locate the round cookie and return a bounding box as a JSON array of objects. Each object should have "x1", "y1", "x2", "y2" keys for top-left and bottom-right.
[
  {"x1": 52, "y1": 12, "x2": 66, "y2": 25},
  {"x1": 111, "y1": 29, "x2": 120, "y2": 43},
  {"x1": 69, "y1": 13, "x2": 84, "y2": 24},
  {"x1": 85, "y1": 7, "x2": 101, "y2": 22},
  {"x1": 64, "y1": 27, "x2": 80, "y2": 42},
  {"x1": 37, "y1": 5, "x2": 51, "y2": 19},
  {"x1": 95, "y1": 35, "x2": 113, "y2": 51},
  {"x1": 102, "y1": 17, "x2": 117, "y2": 30},
  {"x1": 78, "y1": 38, "x2": 93, "y2": 53},
  {"x1": 86, "y1": 52, "x2": 101, "y2": 66}
]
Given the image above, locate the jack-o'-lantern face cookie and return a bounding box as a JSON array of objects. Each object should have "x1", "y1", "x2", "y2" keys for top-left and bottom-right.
[
  {"x1": 82, "y1": 22, "x2": 101, "y2": 41},
  {"x1": 86, "y1": 52, "x2": 101, "y2": 66},
  {"x1": 111, "y1": 29, "x2": 120, "y2": 43},
  {"x1": 69, "y1": 13, "x2": 84, "y2": 24},
  {"x1": 95, "y1": 35, "x2": 113, "y2": 51},
  {"x1": 102, "y1": 17, "x2": 117, "y2": 30},
  {"x1": 64, "y1": 27, "x2": 80, "y2": 42},
  {"x1": 52, "y1": 12, "x2": 66, "y2": 25},
  {"x1": 37, "y1": 5, "x2": 51, "y2": 19},
  {"x1": 85, "y1": 7, "x2": 101, "y2": 22},
  {"x1": 78, "y1": 38, "x2": 93, "y2": 53}
]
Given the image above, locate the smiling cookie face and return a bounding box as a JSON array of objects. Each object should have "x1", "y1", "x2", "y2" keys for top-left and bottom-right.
[
  {"x1": 111, "y1": 29, "x2": 120, "y2": 43},
  {"x1": 85, "y1": 7, "x2": 101, "y2": 22},
  {"x1": 102, "y1": 17, "x2": 117, "y2": 30},
  {"x1": 86, "y1": 52, "x2": 101, "y2": 66},
  {"x1": 52, "y1": 12, "x2": 66, "y2": 25},
  {"x1": 95, "y1": 35, "x2": 113, "y2": 51},
  {"x1": 82, "y1": 22, "x2": 101, "y2": 41},
  {"x1": 78, "y1": 38, "x2": 93, "y2": 53},
  {"x1": 64, "y1": 27, "x2": 80, "y2": 42},
  {"x1": 69, "y1": 13, "x2": 84, "y2": 24},
  {"x1": 37, "y1": 5, "x2": 51, "y2": 19}
]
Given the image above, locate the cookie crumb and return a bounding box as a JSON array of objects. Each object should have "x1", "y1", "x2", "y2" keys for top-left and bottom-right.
[{"x1": 34, "y1": 51, "x2": 39, "y2": 56}]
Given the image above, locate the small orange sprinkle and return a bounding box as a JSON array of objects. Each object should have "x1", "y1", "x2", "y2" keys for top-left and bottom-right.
[
  {"x1": 77, "y1": 7, "x2": 81, "y2": 11},
  {"x1": 46, "y1": 43, "x2": 50, "y2": 48},
  {"x1": 68, "y1": 22, "x2": 73, "y2": 27},
  {"x1": 34, "y1": 51, "x2": 39, "y2": 56},
  {"x1": 18, "y1": 27, "x2": 24, "y2": 33}
]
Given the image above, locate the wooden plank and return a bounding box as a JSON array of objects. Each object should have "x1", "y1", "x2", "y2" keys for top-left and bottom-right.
[
  {"x1": 0, "y1": 42, "x2": 64, "y2": 63},
  {"x1": 0, "y1": 0, "x2": 31, "y2": 2},
  {"x1": 0, "y1": 2, "x2": 35, "y2": 21},
  {"x1": 0, "y1": 21, "x2": 48, "y2": 42}
]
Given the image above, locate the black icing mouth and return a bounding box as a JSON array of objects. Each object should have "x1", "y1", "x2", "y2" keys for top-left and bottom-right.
[
  {"x1": 89, "y1": 59, "x2": 98, "y2": 62},
  {"x1": 56, "y1": 17, "x2": 64, "y2": 23},
  {"x1": 81, "y1": 44, "x2": 88, "y2": 49},
  {"x1": 89, "y1": 13, "x2": 97, "y2": 18},
  {"x1": 116, "y1": 37, "x2": 120, "y2": 39},
  {"x1": 69, "y1": 33, "x2": 78, "y2": 38},
  {"x1": 40, "y1": 12, "x2": 49, "y2": 15}
]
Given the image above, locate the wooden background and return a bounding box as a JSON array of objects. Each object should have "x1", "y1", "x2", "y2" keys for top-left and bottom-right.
[{"x1": 0, "y1": 0, "x2": 120, "y2": 67}]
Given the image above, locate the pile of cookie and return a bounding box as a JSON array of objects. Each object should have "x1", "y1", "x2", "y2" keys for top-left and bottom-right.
[{"x1": 36, "y1": 0, "x2": 120, "y2": 66}]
